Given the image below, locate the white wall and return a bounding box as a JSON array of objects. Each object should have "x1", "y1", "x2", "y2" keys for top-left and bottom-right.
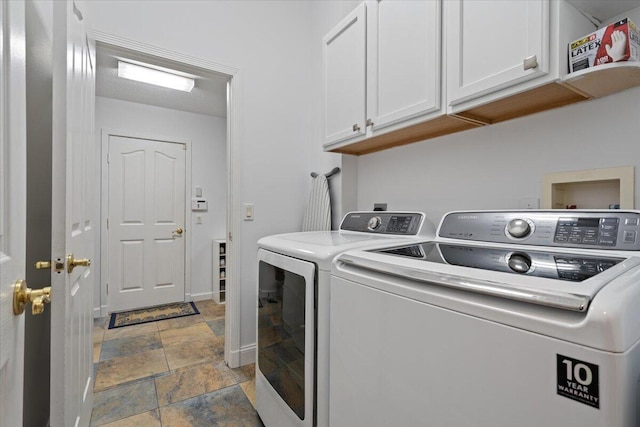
[
  {"x1": 87, "y1": 1, "x2": 322, "y2": 355},
  {"x1": 357, "y1": 87, "x2": 640, "y2": 224},
  {"x1": 95, "y1": 97, "x2": 227, "y2": 311}
]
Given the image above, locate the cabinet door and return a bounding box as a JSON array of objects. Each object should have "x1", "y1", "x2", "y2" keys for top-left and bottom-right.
[
  {"x1": 368, "y1": 0, "x2": 441, "y2": 131},
  {"x1": 323, "y1": 3, "x2": 367, "y2": 145},
  {"x1": 447, "y1": 0, "x2": 549, "y2": 106}
]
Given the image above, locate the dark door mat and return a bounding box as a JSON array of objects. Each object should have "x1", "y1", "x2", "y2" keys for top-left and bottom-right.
[{"x1": 108, "y1": 302, "x2": 200, "y2": 329}]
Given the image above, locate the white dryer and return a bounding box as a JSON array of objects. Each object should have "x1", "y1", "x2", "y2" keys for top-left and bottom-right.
[
  {"x1": 330, "y1": 210, "x2": 640, "y2": 427},
  {"x1": 255, "y1": 211, "x2": 435, "y2": 427}
]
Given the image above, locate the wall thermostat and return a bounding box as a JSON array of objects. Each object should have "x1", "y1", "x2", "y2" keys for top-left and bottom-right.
[{"x1": 192, "y1": 198, "x2": 208, "y2": 211}]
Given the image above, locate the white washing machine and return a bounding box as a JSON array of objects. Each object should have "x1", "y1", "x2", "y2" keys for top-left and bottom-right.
[
  {"x1": 255, "y1": 211, "x2": 435, "y2": 427},
  {"x1": 330, "y1": 210, "x2": 640, "y2": 427}
]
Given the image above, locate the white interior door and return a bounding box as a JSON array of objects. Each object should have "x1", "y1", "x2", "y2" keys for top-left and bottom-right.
[
  {"x1": 108, "y1": 135, "x2": 186, "y2": 312},
  {"x1": 50, "y1": 1, "x2": 95, "y2": 426},
  {"x1": 0, "y1": 2, "x2": 27, "y2": 426}
]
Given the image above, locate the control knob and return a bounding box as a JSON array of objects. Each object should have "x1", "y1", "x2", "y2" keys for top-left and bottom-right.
[
  {"x1": 368, "y1": 216, "x2": 382, "y2": 230},
  {"x1": 506, "y1": 218, "x2": 532, "y2": 239},
  {"x1": 507, "y1": 253, "x2": 532, "y2": 274}
]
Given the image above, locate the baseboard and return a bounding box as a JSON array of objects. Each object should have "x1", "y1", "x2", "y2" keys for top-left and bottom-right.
[
  {"x1": 93, "y1": 306, "x2": 107, "y2": 318},
  {"x1": 228, "y1": 344, "x2": 256, "y2": 368},
  {"x1": 191, "y1": 291, "x2": 213, "y2": 301}
]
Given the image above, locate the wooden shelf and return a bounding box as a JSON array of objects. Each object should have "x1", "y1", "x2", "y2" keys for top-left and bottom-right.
[
  {"x1": 324, "y1": 63, "x2": 640, "y2": 156},
  {"x1": 324, "y1": 115, "x2": 482, "y2": 155},
  {"x1": 562, "y1": 62, "x2": 640, "y2": 98},
  {"x1": 452, "y1": 82, "x2": 590, "y2": 125}
]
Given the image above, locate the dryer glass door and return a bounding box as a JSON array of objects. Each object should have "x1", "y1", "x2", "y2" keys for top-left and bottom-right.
[{"x1": 257, "y1": 249, "x2": 315, "y2": 425}]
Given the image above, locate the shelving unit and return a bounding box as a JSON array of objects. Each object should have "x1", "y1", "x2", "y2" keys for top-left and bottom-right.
[{"x1": 213, "y1": 238, "x2": 226, "y2": 304}]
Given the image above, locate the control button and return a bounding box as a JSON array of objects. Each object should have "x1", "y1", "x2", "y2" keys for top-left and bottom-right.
[
  {"x1": 624, "y1": 231, "x2": 636, "y2": 244},
  {"x1": 506, "y1": 219, "x2": 532, "y2": 239},
  {"x1": 598, "y1": 238, "x2": 616, "y2": 246},
  {"x1": 600, "y1": 224, "x2": 617, "y2": 231},
  {"x1": 626, "y1": 218, "x2": 639, "y2": 226},
  {"x1": 569, "y1": 237, "x2": 582, "y2": 243},
  {"x1": 368, "y1": 216, "x2": 382, "y2": 230},
  {"x1": 601, "y1": 218, "x2": 619, "y2": 224},
  {"x1": 555, "y1": 236, "x2": 568, "y2": 242},
  {"x1": 583, "y1": 238, "x2": 597, "y2": 244},
  {"x1": 507, "y1": 253, "x2": 532, "y2": 274}
]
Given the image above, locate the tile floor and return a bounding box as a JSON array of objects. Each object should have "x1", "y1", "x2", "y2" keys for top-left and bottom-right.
[{"x1": 91, "y1": 299, "x2": 264, "y2": 426}]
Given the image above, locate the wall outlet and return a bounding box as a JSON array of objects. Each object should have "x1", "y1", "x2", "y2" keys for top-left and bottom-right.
[{"x1": 519, "y1": 198, "x2": 540, "y2": 209}]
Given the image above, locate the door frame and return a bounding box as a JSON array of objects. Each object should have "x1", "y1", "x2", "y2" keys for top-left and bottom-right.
[
  {"x1": 93, "y1": 31, "x2": 244, "y2": 367},
  {"x1": 100, "y1": 129, "x2": 192, "y2": 314}
]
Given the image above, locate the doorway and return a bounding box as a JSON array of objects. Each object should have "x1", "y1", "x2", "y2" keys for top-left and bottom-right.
[{"x1": 94, "y1": 33, "x2": 242, "y2": 366}]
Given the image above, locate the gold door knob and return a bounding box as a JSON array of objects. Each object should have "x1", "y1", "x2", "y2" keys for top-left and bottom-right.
[
  {"x1": 173, "y1": 227, "x2": 183, "y2": 235},
  {"x1": 66, "y1": 254, "x2": 91, "y2": 274},
  {"x1": 13, "y1": 280, "x2": 51, "y2": 315}
]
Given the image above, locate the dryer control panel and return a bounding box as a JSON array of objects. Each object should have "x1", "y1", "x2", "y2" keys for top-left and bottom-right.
[
  {"x1": 340, "y1": 212, "x2": 429, "y2": 236},
  {"x1": 438, "y1": 210, "x2": 640, "y2": 250}
]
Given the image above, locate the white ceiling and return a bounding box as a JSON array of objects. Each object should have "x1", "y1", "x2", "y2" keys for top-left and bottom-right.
[
  {"x1": 567, "y1": 1, "x2": 640, "y2": 23},
  {"x1": 96, "y1": 44, "x2": 228, "y2": 118}
]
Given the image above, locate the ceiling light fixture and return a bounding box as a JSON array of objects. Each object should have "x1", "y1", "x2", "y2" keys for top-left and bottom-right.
[{"x1": 117, "y1": 60, "x2": 195, "y2": 92}]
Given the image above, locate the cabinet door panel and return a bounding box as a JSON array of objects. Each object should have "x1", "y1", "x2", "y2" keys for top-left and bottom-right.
[
  {"x1": 323, "y1": 3, "x2": 367, "y2": 145},
  {"x1": 369, "y1": 0, "x2": 440, "y2": 130},
  {"x1": 447, "y1": 0, "x2": 549, "y2": 106}
]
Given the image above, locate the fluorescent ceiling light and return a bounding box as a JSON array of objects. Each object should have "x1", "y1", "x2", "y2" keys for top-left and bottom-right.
[{"x1": 117, "y1": 61, "x2": 195, "y2": 92}]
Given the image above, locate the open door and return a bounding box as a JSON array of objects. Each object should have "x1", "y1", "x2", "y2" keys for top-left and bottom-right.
[
  {"x1": 50, "y1": 1, "x2": 95, "y2": 425},
  {"x1": 0, "y1": 2, "x2": 27, "y2": 426}
]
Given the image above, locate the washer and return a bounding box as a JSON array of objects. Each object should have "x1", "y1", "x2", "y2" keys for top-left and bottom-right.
[
  {"x1": 255, "y1": 211, "x2": 435, "y2": 427},
  {"x1": 330, "y1": 210, "x2": 640, "y2": 427}
]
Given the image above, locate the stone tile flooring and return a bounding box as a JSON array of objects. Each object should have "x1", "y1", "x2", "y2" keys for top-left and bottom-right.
[{"x1": 91, "y1": 299, "x2": 263, "y2": 426}]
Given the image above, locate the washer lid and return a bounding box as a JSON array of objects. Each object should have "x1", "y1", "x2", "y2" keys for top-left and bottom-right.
[
  {"x1": 335, "y1": 244, "x2": 640, "y2": 312},
  {"x1": 376, "y1": 242, "x2": 625, "y2": 283}
]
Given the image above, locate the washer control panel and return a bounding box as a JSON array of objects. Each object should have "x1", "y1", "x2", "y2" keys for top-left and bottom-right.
[
  {"x1": 340, "y1": 212, "x2": 426, "y2": 235},
  {"x1": 438, "y1": 211, "x2": 640, "y2": 250}
]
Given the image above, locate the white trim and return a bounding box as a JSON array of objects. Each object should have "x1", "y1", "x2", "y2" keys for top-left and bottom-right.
[
  {"x1": 228, "y1": 344, "x2": 256, "y2": 367},
  {"x1": 93, "y1": 31, "x2": 243, "y2": 367},
  {"x1": 100, "y1": 128, "x2": 192, "y2": 313},
  {"x1": 191, "y1": 291, "x2": 214, "y2": 301}
]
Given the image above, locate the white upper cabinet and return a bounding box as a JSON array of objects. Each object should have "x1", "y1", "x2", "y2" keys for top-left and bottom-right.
[
  {"x1": 323, "y1": 1, "x2": 442, "y2": 148},
  {"x1": 323, "y1": 3, "x2": 367, "y2": 145},
  {"x1": 446, "y1": 0, "x2": 550, "y2": 107},
  {"x1": 367, "y1": 0, "x2": 441, "y2": 131}
]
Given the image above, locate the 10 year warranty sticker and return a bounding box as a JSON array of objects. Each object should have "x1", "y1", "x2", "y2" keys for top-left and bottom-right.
[{"x1": 557, "y1": 354, "x2": 600, "y2": 409}]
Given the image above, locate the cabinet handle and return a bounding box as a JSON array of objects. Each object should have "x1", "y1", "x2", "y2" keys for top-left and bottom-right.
[
  {"x1": 523, "y1": 55, "x2": 538, "y2": 70},
  {"x1": 366, "y1": 118, "x2": 374, "y2": 127},
  {"x1": 352, "y1": 123, "x2": 361, "y2": 132}
]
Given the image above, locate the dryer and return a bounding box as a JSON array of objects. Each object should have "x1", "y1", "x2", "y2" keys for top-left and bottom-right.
[{"x1": 255, "y1": 211, "x2": 435, "y2": 427}]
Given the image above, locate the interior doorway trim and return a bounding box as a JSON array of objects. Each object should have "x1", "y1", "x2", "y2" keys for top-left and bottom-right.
[{"x1": 93, "y1": 30, "x2": 244, "y2": 368}]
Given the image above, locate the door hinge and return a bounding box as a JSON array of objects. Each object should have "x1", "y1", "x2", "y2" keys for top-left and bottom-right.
[
  {"x1": 228, "y1": 232, "x2": 232, "y2": 242},
  {"x1": 106, "y1": 283, "x2": 109, "y2": 295},
  {"x1": 106, "y1": 218, "x2": 109, "y2": 229},
  {"x1": 107, "y1": 153, "x2": 110, "y2": 164}
]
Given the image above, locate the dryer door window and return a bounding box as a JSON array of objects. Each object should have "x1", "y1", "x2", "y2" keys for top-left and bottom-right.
[{"x1": 257, "y1": 252, "x2": 315, "y2": 423}]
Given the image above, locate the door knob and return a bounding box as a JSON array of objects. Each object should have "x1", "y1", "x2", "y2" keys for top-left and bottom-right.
[
  {"x1": 66, "y1": 254, "x2": 91, "y2": 273},
  {"x1": 13, "y1": 280, "x2": 51, "y2": 315},
  {"x1": 173, "y1": 227, "x2": 184, "y2": 235}
]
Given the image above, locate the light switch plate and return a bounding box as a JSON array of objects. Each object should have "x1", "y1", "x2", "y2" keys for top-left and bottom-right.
[{"x1": 244, "y1": 203, "x2": 254, "y2": 221}]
